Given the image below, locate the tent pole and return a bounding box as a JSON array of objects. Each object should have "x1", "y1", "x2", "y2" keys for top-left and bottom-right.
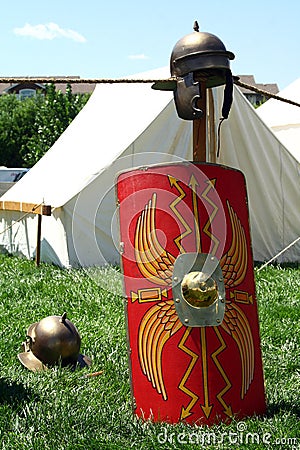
[
  {"x1": 36, "y1": 214, "x2": 42, "y2": 266},
  {"x1": 193, "y1": 82, "x2": 207, "y2": 162}
]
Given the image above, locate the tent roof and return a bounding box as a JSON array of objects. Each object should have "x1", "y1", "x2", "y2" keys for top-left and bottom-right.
[
  {"x1": 1, "y1": 68, "x2": 173, "y2": 208},
  {"x1": 257, "y1": 78, "x2": 300, "y2": 161},
  {"x1": 257, "y1": 78, "x2": 300, "y2": 127}
]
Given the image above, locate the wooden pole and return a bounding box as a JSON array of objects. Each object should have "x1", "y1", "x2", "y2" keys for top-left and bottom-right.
[
  {"x1": 0, "y1": 201, "x2": 51, "y2": 267},
  {"x1": 36, "y1": 214, "x2": 42, "y2": 266},
  {"x1": 207, "y1": 88, "x2": 217, "y2": 163},
  {"x1": 193, "y1": 82, "x2": 207, "y2": 162},
  {"x1": 0, "y1": 201, "x2": 51, "y2": 216}
]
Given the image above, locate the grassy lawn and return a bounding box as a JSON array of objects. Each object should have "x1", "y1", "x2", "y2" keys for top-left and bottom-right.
[{"x1": 0, "y1": 254, "x2": 299, "y2": 449}]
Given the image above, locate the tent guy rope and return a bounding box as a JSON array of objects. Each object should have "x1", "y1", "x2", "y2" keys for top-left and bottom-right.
[
  {"x1": 0, "y1": 76, "x2": 300, "y2": 108},
  {"x1": 0, "y1": 77, "x2": 171, "y2": 84},
  {"x1": 234, "y1": 79, "x2": 300, "y2": 108},
  {"x1": 257, "y1": 236, "x2": 300, "y2": 271}
]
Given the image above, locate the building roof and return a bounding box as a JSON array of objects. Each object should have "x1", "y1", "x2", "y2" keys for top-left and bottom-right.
[
  {"x1": 237, "y1": 75, "x2": 279, "y2": 95},
  {"x1": 0, "y1": 76, "x2": 96, "y2": 95}
]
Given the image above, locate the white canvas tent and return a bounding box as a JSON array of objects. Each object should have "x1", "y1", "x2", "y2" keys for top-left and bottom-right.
[
  {"x1": 257, "y1": 78, "x2": 300, "y2": 163},
  {"x1": 0, "y1": 70, "x2": 299, "y2": 266}
]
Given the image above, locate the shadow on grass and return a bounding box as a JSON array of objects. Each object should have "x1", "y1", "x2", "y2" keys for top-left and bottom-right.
[
  {"x1": 267, "y1": 400, "x2": 300, "y2": 418},
  {"x1": 0, "y1": 378, "x2": 38, "y2": 409}
]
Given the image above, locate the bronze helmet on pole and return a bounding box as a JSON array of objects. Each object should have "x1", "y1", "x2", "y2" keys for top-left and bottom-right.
[{"x1": 153, "y1": 21, "x2": 235, "y2": 120}]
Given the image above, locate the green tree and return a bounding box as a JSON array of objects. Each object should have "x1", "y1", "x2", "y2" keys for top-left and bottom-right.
[
  {"x1": 23, "y1": 84, "x2": 90, "y2": 166},
  {"x1": 0, "y1": 85, "x2": 90, "y2": 168},
  {"x1": 0, "y1": 93, "x2": 42, "y2": 167}
]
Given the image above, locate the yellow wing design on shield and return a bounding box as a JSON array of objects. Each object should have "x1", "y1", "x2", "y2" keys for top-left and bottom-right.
[
  {"x1": 220, "y1": 200, "x2": 248, "y2": 288},
  {"x1": 135, "y1": 193, "x2": 254, "y2": 400},
  {"x1": 134, "y1": 193, "x2": 182, "y2": 400},
  {"x1": 134, "y1": 193, "x2": 175, "y2": 286},
  {"x1": 220, "y1": 302, "x2": 255, "y2": 398},
  {"x1": 138, "y1": 299, "x2": 182, "y2": 400},
  {"x1": 220, "y1": 200, "x2": 254, "y2": 397}
]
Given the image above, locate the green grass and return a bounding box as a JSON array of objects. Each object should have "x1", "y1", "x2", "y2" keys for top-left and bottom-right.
[{"x1": 0, "y1": 254, "x2": 299, "y2": 449}]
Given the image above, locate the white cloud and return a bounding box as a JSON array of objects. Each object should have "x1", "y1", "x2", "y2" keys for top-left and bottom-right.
[
  {"x1": 128, "y1": 54, "x2": 149, "y2": 60},
  {"x1": 13, "y1": 22, "x2": 87, "y2": 43}
]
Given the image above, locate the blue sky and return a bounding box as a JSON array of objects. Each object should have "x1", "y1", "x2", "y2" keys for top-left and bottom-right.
[{"x1": 1, "y1": 0, "x2": 299, "y2": 90}]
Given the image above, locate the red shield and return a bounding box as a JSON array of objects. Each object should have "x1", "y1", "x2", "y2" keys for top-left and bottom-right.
[{"x1": 117, "y1": 162, "x2": 266, "y2": 425}]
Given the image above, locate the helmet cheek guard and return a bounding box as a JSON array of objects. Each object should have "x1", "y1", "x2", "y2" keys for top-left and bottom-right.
[{"x1": 173, "y1": 73, "x2": 204, "y2": 120}]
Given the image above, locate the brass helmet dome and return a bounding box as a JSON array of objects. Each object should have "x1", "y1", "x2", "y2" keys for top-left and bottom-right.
[
  {"x1": 18, "y1": 312, "x2": 91, "y2": 371},
  {"x1": 153, "y1": 23, "x2": 235, "y2": 121},
  {"x1": 171, "y1": 30, "x2": 235, "y2": 88}
]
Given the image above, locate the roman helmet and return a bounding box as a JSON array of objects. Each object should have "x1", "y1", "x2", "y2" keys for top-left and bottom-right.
[
  {"x1": 153, "y1": 22, "x2": 235, "y2": 120},
  {"x1": 18, "y1": 312, "x2": 91, "y2": 371}
]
